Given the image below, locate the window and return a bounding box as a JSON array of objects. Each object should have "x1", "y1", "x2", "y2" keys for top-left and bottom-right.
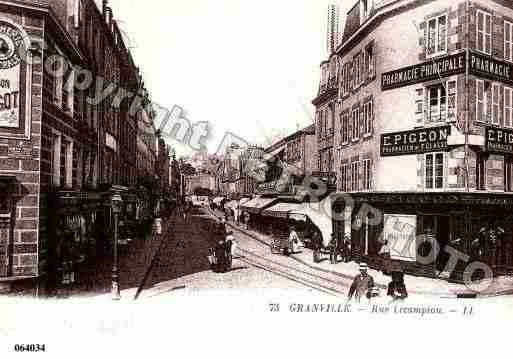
[
  {"x1": 351, "y1": 161, "x2": 360, "y2": 192},
  {"x1": 340, "y1": 163, "x2": 348, "y2": 192},
  {"x1": 505, "y1": 21, "x2": 513, "y2": 62},
  {"x1": 362, "y1": 159, "x2": 372, "y2": 191},
  {"x1": 353, "y1": 55, "x2": 360, "y2": 89},
  {"x1": 492, "y1": 83, "x2": 500, "y2": 125},
  {"x1": 73, "y1": 0, "x2": 82, "y2": 28},
  {"x1": 63, "y1": 139, "x2": 73, "y2": 188},
  {"x1": 428, "y1": 84, "x2": 447, "y2": 123},
  {"x1": 427, "y1": 15, "x2": 447, "y2": 56},
  {"x1": 505, "y1": 158, "x2": 513, "y2": 192},
  {"x1": 363, "y1": 100, "x2": 373, "y2": 136},
  {"x1": 345, "y1": 63, "x2": 351, "y2": 94},
  {"x1": 341, "y1": 113, "x2": 349, "y2": 144},
  {"x1": 476, "y1": 154, "x2": 487, "y2": 190},
  {"x1": 505, "y1": 87, "x2": 513, "y2": 128},
  {"x1": 477, "y1": 10, "x2": 492, "y2": 55},
  {"x1": 425, "y1": 153, "x2": 444, "y2": 189},
  {"x1": 476, "y1": 80, "x2": 489, "y2": 123},
  {"x1": 352, "y1": 107, "x2": 360, "y2": 141},
  {"x1": 365, "y1": 42, "x2": 375, "y2": 79},
  {"x1": 51, "y1": 132, "x2": 62, "y2": 187}
]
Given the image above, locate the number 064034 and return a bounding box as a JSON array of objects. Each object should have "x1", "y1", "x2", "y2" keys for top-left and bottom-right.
[{"x1": 14, "y1": 344, "x2": 46, "y2": 352}]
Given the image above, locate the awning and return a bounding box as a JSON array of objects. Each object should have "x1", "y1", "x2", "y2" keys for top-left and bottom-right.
[
  {"x1": 239, "y1": 197, "x2": 251, "y2": 205},
  {"x1": 261, "y1": 202, "x2": 305, "y2": 219},
  {"x1": 261, "y1": 198, "x2": 334, "y2": 246},
  {"x1": 240, "y1": 196, "x2": 279, "y2": 214},
  {"x1": 265, "y1": 145, "x2": 286, "y2": 161},
  {"x1": 213, "y1": 197, "x2": 225, "y2": 205},
  {"x1": 289, "y1": 199, "x2": 333, "y2": 247},
  {"x1": 224, "y1": 200, "x2": 238, "y2": 209}
]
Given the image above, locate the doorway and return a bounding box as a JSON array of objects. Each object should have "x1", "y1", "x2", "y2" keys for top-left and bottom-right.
[{"x1": 420, "y1": 214, "x2": 451, "y2": 272}]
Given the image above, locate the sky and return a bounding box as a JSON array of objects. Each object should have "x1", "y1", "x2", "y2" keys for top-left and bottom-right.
[{"x1": 99, "y1": 0, "x2": 354, "y2": 157}]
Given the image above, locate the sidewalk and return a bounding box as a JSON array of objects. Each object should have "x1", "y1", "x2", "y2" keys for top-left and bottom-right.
[
  {"x1": 52, "y1": 215, "x2": 173, "y2": 299},
  {"x1": 210, "y1": 209, "x2": 513, "y2": 298}
]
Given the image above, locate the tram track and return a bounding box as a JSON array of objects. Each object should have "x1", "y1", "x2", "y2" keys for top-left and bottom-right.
[{"x1": 235, "y1": 248, "x2": 346, "y2": 297}]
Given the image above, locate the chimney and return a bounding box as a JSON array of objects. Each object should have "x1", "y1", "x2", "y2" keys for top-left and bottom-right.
[
  {"x1": 102, "y1": 0, "x2": 108, "y2": 17},
  {"x1": 106, "y1": 7, "x2": 113, "y2": 27}
]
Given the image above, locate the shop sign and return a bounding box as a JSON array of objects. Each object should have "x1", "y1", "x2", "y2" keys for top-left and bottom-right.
[
  {"x1": 0, "y1": 20, "x2": 31, "y2": 140},
  {"x1": 485, "y1": 127, "x2": 513, "y2": 154},
  {"x1": 381, "y1": 125, "x2": 451, "y2": 156},
  {"x1": 383, "y1": 214, "x2": 416, "y2": 262},
  {"x1": 381, "y1": 52, "x2": 466, "y2": 91},
  {"x1": 470, "y1": 51, "x2": 513, "y2": 85}
]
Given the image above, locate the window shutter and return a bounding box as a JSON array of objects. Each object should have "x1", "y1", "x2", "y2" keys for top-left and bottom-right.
[
  {"x1": 360, "y1": 104, "x2": 365, "y2": 135},
  {"x1": 447, "y1": 80, "x2": 457, "y2": 122},
  {"x1": 486, "y1": 81, "x2": 492, "y2": 123},
  {"x1": 415, "y1": 88, "x2": 424, "y2": 125}
]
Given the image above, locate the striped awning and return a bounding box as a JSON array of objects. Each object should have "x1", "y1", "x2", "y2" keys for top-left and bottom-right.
[{"x1": 240, "y1": 196, "x2": 278, "y2": 214}]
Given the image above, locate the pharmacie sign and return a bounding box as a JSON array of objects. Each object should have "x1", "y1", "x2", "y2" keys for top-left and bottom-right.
[
  {"x1": 381, "y1": 126, "x2": 451, "y2": 156},
  {"x1": 381, "y1": 52, "x2": 466, "y2": 91},
  {"x1": 470, "y1": 51, "x2": 513, "y2": 85},
  {"x1": 485, "y1": 127, "x2": 513, "y2": 154}
]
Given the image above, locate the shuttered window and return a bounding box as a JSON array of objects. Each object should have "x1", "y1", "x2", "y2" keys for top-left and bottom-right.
[
  {"x1": 492, "y1": 83, "x2": 500, "y2": 125},
  {"x1": 425, "y1": 153, "x2": 444, "y2": 189},
  {"x1": 476, "y1": 79, "x2": 487, "y2": 122},
  {"x1": 505, "y1": 21, "x2": 513, "y2": 62},
  {"x1": 362, "y1": 159, "x2": 372, "y2": 191},
  {"x1": 340, "y1": 163, "x2": 348, "y2": 192},
  {"x1": 352, "y1": 107, "x2": 360, "y2": 140},
  {"x1": 505, "y1": 87, "x2": 513, "y2": 128},
  {"x1": 428, "y1": 84, "x2": 447, "y2": 123},
  {"x1": 427, "y1": 15, "x2": 447, "y2": 56},
  {"x1": 477, "y1": 10, "x2": 492, "y2": 55},
  {"x1": 351, "y1": 161, "x2": 360, "y2": 192}
]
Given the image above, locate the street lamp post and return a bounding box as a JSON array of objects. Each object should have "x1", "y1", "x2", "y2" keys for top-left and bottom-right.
[{"x1": 111, "y1": 191, "x2": 123, "y2": 300}]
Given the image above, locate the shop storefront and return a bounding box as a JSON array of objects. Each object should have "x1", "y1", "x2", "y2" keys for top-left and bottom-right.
[{"x1": 335, "y1": 192, "x2": 513, "y2": 280}]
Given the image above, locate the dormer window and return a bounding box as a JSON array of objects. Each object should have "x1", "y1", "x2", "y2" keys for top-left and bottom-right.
[{"x1": 360, "y1": 0, "x2": 371, "y2": 24}]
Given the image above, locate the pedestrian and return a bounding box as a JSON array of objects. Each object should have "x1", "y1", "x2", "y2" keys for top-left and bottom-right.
[
  {"x1": 341, "y1": 234, "x2": 352, "y2": 263},
  {"x1": 378, "y1": 239, "x2": 391, "y2": 275},
  {"x1": 347, "y1": 263, "x2": 375, "y2": 303},
  {"x1": 214, "y1": 237, "x2": 229, "y2": 273},
  {"x1": 243, "y1": 211, "x2": 250, "y2": 230},
  {"x1": 473, "y1": 218, "x2": 505, "y2": 267},
  {"x1": 329, "y1": 233, "x2": 338, "y2": 264},
  {"x1": 226, "y1": 231, "x2": 236, "y2": 262},
  {"x1": 289, "y1": 225, "x2": 300, "y2": 254},
  {"x1": 312, "y1": 230, "x2": 323, "y2": 263},
  {"x1": 387, "y1": 266, "x2": 408, "y2": 301}
]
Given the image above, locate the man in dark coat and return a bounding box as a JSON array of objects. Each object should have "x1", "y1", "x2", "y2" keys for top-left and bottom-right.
[
  {"x1": 387, "y1": 266, "x2": 408, "y2": 301},
  {"x1": 348, "y1": 263, "x2": 375, "y2": 302},
  {"x1": 473, "y1": 219, "x2": 505, "y2": 267}
]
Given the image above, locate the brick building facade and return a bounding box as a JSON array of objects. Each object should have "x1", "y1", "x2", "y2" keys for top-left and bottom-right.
[{"x1": 0, "y1": 0, "x2": 154, "y2": 291}]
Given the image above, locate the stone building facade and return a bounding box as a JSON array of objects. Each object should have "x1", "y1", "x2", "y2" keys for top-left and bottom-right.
[{"x1": 314, "y1": 0, "x2": 513, "y2": 278}]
